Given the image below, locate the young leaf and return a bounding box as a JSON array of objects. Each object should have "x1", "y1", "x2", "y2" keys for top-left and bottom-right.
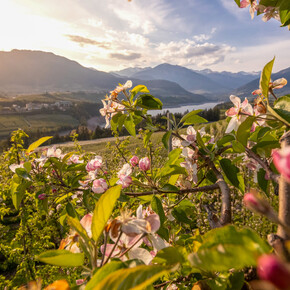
[
  {"x1": 151, "y1": 195, "x2": 166, "y2": 226},
  {"x1": 137, "y1": 94, "x2": 163, "y2": 110},
  {"x1": 26, "y1": 136, "x2": 52, "y2": 154},
  {"x1": 93, "y1": 265, "x2": 168, "y2": 290},
  {"x1": 183, "y1": 115, "x2": 207, "y2": 126},
  {"x1": 220, "y1": 159, "x2": 243, "y2": 192},
  {"x1": 86, "y1": 261, "x2": 126, "y2": 290},
  {"x1": 36, "y1": 250, "x2": 84, "y2": 267},
  {"x1": 162, "y1": 131, "x2": 172, "y2": 150},
  {"x1": 91, "y1": 185, "x2": 122, "y2": 242},
  {"x1": 124, "y1": 114, "x2": 136, "y2": 137},
  {"x1": 179, "y1": 109, "x2": 202, "y2": 124},
  {"x1": 236, "y1": 116, "x2": 255, "y2": 147},
  {"x1": 259, "y1": 57, "x2": 275, "y2": 101}
]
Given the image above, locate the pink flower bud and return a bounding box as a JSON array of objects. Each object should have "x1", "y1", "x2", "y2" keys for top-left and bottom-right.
[
  {"x1": 130, "y1": 156, "x2": 139, "y2": 167},
  {"x1": 92, "y1": 178, "x2": 108, "y2": 194},
  {"x1": 272, "y1": 147, "x2": 290, "y2": 183},
  {"x1": 139, "y1": 157, "x2": 150, "y2": 171},
  {"x1": 38, "y1": 193, "x2": 47, "y2": 200},
  {"x1": 244, "y1": 191, "x2": 280, "y2": 225},
  {"x1": 257, "y1": 255, "x2": 290, "y2": 289}
]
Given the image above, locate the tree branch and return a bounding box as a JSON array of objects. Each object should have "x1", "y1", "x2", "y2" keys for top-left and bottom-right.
[{"x1": 126, "y1": 183, "x2": 219, "y2": 196}]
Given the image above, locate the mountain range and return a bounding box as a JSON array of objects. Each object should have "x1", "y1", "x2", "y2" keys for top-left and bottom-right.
[{"x1": 0, "y1": 50, "x2": 289, "y2": 105}]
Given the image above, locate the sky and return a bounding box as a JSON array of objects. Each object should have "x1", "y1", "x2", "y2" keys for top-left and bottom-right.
[{"x1": 0, "y1": 0, "x2": 289, "y2": 73}]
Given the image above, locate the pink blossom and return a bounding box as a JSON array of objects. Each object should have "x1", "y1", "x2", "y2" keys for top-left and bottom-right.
[
  {"x1": 239, "y1": 0, "x2": 257, "y2": 19},
  {"x1": 117, "y1": 174, "x2": 132, "y2": 188},
  {"x1": 92, "y1": 178, "x2": 108, "y2": 194},
  {"x1": 272, "y1": 146, "x2": 290, "y2": 182},
  {"x1": 257, "y1": 255, "x2": 290, "y2": 289},
  {"x1": 38, "y1": 193, "x2": 47, "y2": 200},
  {"x1": 130, "y1": 156, "x2": 139, "y2": 167},
  {"x1": 225, "y1": 95, "x2": 253, "y2": 133},
  {"x1": 47, "y1": 146, "x2": 62, "y2": 158},
  {"x1": 80, "y1": 214, "x2": 93, "y2": 238},
  {"x1": 86, "y1": 156, "x2": 102, "y2": 172},
  {"x1": 139, "y1": 157, "x2": 150, "y2": 171},
  {"x1": 117, "y1": 163, "x2": 132, "y2": 178}
]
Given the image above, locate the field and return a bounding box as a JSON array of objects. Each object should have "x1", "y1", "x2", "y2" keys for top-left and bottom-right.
[{"x1": 0, "y1": 113, "x2": 79, "y2": 139}]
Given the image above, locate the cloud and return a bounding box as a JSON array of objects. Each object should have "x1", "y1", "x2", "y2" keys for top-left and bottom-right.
[
  {"x1": 110, "y1": 52, "x2": 142, "y2": 60},
  {"x1": 66, "y1": 35, "x2": 110, "y2": 48},
  {"x1": 156, "y1": 39, "x2": 235, "y2": 68}
]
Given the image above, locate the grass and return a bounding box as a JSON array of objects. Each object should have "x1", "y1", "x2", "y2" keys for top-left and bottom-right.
[{"x1": 0, "y1": 114, "x2": 79, "y2": 139}]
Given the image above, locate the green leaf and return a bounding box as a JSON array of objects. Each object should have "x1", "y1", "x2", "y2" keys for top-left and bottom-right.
[
  {"x1": 234, "y1": 0, "x2": 240, "y2": 6},
  {"x1": 159, "y1": 165, "x2": 187, "y2": 178},
  {"x1": 232, "y1": 140, "x2": 245, "y2": 153},
  {"x1": 153, "y1": 247, "x2": 185, "y2": 265},
  {"x1": 26, "y1": 136, "x2": 52, "y2": 154},
  {"x1": 184, "y1": 115, "x2": 207, "y2": 126},
  {"x1": 111, "y1": 112, "x2": 123, "y2": 132},
  {"x1": 11, "y1": 181, "x2": 23, "y2": 210},
  {"x1": 267, "y1": 105, "x2": 290, "y2": 127},
  {"x1": 220, "y1": 159, "x2": 244, "y2": 192},
  {"x1": 188, "y1": 225, "x2": 271, "y2": 272},
  {"x1": 151, "y1": 196, "x2": 166, "y2": 225},
  {"x1": 160, "y1": 184, "x2": 179, "y2": 192},
  {"x1": 172, "y1": 207, "x2": 192, "y2": 224},
  {"x1": 162, "y1": 131, "x2": 172, "y2": 150},
  {"x1": 236, "y1": 116, "x2": 255, "y2": 147},
  {"x1": 86, "y1": 261, "x2": 126, "y2": 290},
  {"x1": 36, "y1": 250, "x2": 84, "y2": 267},
  {"x1": 91, "y1": 185, "x2": 122, "y2": 242},
  {"x1": 66, "y1": 203, "x2": 78, "y2": 219},
  {"x1": 258, "y1": 168, "x2": 268, "y2": 195},
  {"x1": 217, "y1": 135, "x2": 235, "y2": 147},
  {"x1": 131, "y1": 85, "x2": 150, "y2": 100},
  {"x1": 273, "y1": 95, "x2": 290, "y2": 123},
  {"x1": 280, "y1": 0, "x2": 290, "y2": 26},
  {"x1": 124, "y1": 114, "x2": 136, "y2": 137},
  {"x1": 180, "y1": 109, "x2": 202, "y2": 124},
  {"x1": 93, "y1": 265, "x2": 168, "y2": 290},
  {"x1": 137, "y1": 94, "x2": 163, "y2": 110},
  {"x1": 259, "y1": 57, "x2": 275, "y2": 101},
  {"x1": 66, "y1": 216, "x2": 90, "y2": 244}
]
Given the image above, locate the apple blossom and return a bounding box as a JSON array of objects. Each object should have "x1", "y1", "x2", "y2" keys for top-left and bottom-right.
[
  {"x1": 46, "y1": 146, "x2": 62, "y2": 158},
  {"x1": 272, "y1": 146, "x2": 290, "y2": 182},
  {"x1": 225, "y1": 95, "x2": 253, "y2": 133},
  {"x1": 139, "y1": 157, "x2": 150, "y2": 171},
  {"x1": 92, "y1": 178, "x2": 108, "y2": 194},
  {"x1": 86, "y1": 156, "x2": 102, "y2": 172},
  {"x1": 116, "y1": 175, "x2": 132, "y2": 188},
  {"x1": 239, "y1": 0, "x2": 257, "y2": 19}
]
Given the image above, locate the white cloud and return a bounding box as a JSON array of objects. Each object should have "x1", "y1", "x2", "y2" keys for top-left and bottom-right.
[{"x1": 155, "y1": 39, "x2": 235, "y2": 68}]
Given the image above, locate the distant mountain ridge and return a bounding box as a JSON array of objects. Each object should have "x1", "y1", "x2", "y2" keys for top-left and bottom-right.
[
  {"x1": 233, "y1": 67, "x2": 290, "y2": 99},
  {"x1": 0, "y1": 50, "x2": 208, "y2": 104}
]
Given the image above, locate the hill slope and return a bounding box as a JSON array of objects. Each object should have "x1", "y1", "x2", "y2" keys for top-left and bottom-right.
[{"x1": 131, "y1": 63, "x2": 230, "y2": 95}]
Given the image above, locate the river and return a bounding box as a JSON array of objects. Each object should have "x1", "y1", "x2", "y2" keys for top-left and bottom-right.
[{"x1": 148, "y1": 101, "x2": 221, "y2": 116}]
